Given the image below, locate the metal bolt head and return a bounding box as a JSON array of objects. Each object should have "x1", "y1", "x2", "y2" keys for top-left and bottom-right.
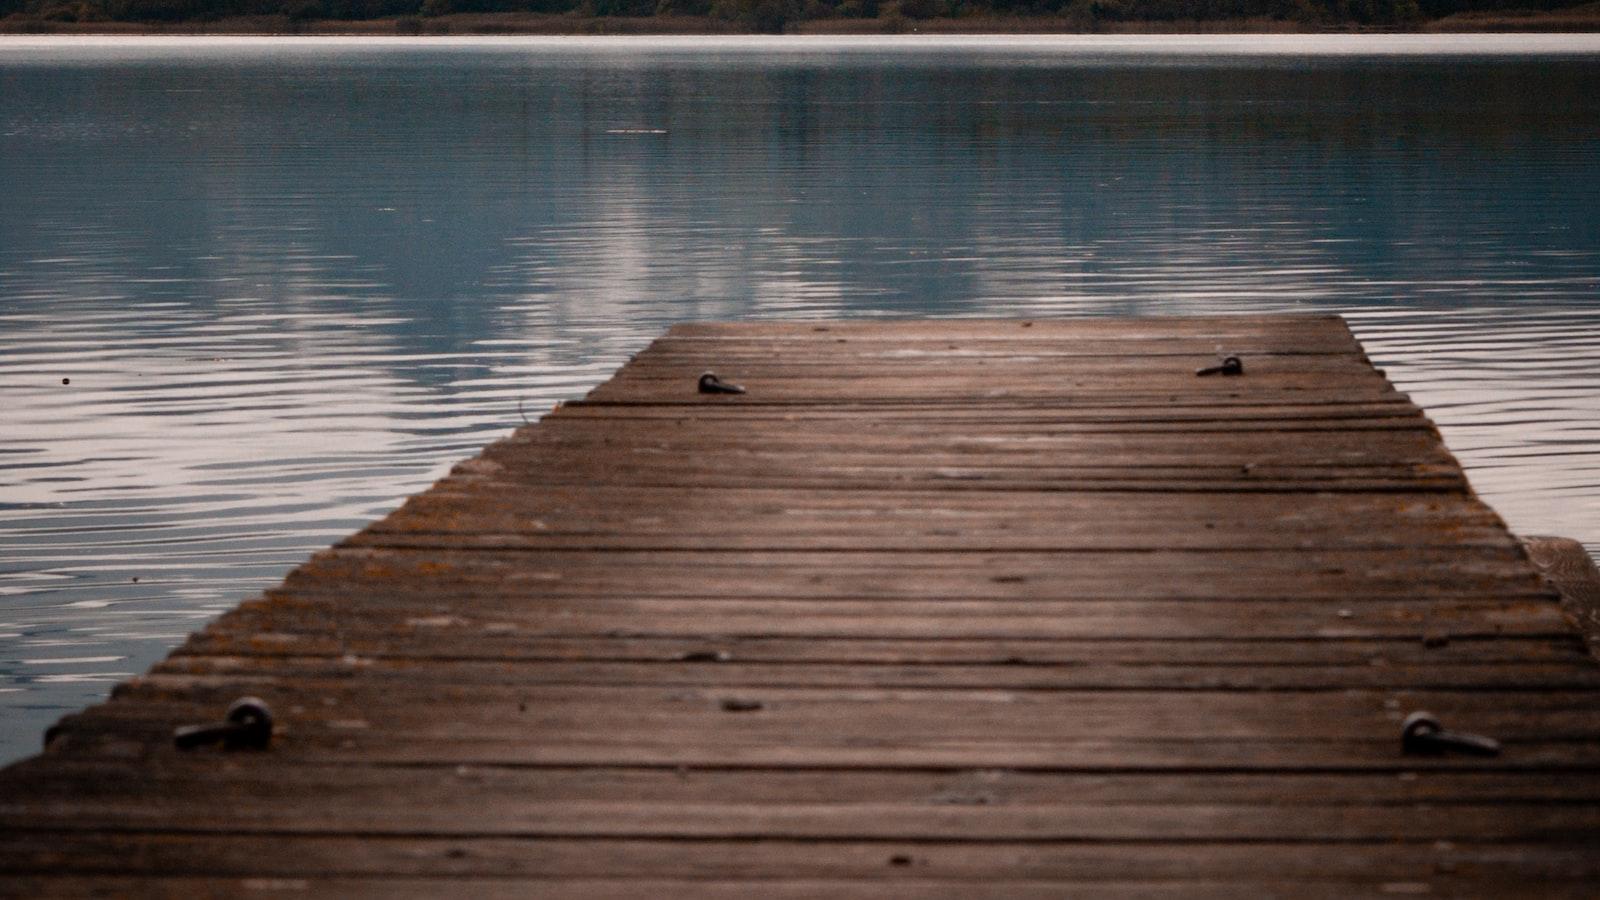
[
  {"x1": 1400, "y1": 711, "x2": 1500, "y2": 758},
  {"x1": 1402, "y1": 711, "x2": 1441, "y2": 744},
  {"x1": 223, "y1": 697, "x2": 274, "y2": 750},
  {"x1": 698, "y1": 372, "x2": 746, "y2": 395}
]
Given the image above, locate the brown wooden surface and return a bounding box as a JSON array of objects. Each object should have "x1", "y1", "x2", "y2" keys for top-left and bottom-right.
[
  {"x1": 1524, "y1": 535, "x2": 1600, "y2": 660},
  {"x1": 3, "y1": 315, "x2": 1598, "y2": 897}
]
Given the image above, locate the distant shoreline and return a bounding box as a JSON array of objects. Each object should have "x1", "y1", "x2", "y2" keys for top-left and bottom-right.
[{"x1": 4, "y1": 9, "x2": 1599, "y2": 36}]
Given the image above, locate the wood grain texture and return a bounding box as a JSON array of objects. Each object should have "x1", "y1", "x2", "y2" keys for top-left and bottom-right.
[
  {"x1": 3, "y1": 315, "x2": 1597, "y2": 896},
  {"x1": 1524, "y1": 535, "x2": 1600, "y2": 659}
]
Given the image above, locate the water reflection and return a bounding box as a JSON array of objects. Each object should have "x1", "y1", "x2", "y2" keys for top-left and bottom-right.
[{"x1": 1, "y1": 37, "x2": 1598, "y2": 764}]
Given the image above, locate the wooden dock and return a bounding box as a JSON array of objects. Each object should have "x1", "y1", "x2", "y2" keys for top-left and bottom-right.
[{"x1": 4, "y1": 315, "x2": 1600, "y2": 896}]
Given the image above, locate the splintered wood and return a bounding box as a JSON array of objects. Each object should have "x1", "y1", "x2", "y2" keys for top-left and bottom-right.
[{"x1": 3, "y1": 316, "x2": 1599, "y2": 896}]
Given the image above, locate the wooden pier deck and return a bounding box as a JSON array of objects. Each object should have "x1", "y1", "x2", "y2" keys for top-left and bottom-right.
[{"x1": 4, "y1": 315, "x2": 1600, "y2": 896}]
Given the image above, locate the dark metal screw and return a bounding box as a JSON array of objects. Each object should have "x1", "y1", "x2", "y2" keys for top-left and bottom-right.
[
  {"x1": 1196, "y1": 355, "x2": 1244, "y2": 377},
  {"x1": 698, "y1": 372, "x2": 746, "y2": 395},
  {"x1": 174, "y1": 697, "x2": 274, "y2": 751},
  {"x1": 1401, "y1": 711, "x2": 1501, "y2": 757}
]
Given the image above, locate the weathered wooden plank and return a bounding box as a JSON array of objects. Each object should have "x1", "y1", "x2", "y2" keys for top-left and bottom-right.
[
  {"x1": 435, "y1": 477, "x2": 1467, "y2": 495},
  {"x1": 74, "y1": 680, "x2": 1600, "y2": 722},
  {"x1": 442, "y1": 468, "x2": 1466, "y2": 494},
  {"x1": 604, "y1": 361, "x2": 1387, "y2": 385},
  {"x1": 46, "y1": 684, "x2": 1600, "y2": 773},
  {"x1": 470, "y1": 440, "x2": 1462, "y2": 491},
  {"x1": 43, "y1": 735, "x2": 1598, "y2": 772},
  {"x1": 356, "y1": 487, "x2": 1516, "y2": 551},
  {"x1": 16, "y1": 878, "x2": 1592, "y2": 900},
  {"x1": 633, "y1": 337, "x2": 1366, "y2": 356},
  {"x1": 622, "y1": 348, "x2": 1379, "y2": 366},
  {"x1": 13, "y1": 760, "x2": 1600, "y2": 811},
  {"x1": 582, "y1": 380, "x2": 1401, "y2": 404},
  {"x1": 546, "y1": 409, "x2": 1434, "y2": 440},
  {"x1": 452, "y1": 433, "x2": 1467, "y2": 491},
  {"x1": 175, "y1": 634, "x2": 1594, "y2": 668},
  {"x1": 36, "y1": 832, "x2": 1530, "y2": 882},
  {"x1": 664, "y1": 315, "x2": 1360, "y2": 340},
  {"x1": 272, "y1": 547, "x2": 1551, "y2": 601},
  {"x1": 8, "y1": 798, "x2": 1600, "y2": 843},
  {"x1": 204, "y1": 596, "x2": 1572, "y2": 642},
  {"x1": 494, "y1": 423, "x2": 1451, "y2": 454},
  {"x1": 144, "y1": 655, "x2": 1600, "y2": 693},
  {"x1": 552, "y1": 398, "x2": 1424, "y2": 416}
]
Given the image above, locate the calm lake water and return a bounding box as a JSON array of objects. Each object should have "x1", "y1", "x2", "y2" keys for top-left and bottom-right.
[{"x1": 2, "y1": 35, "x2": 1598, "y2": 765}]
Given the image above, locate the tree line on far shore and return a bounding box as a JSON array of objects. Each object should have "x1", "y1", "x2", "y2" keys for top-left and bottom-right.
[{"x1": 1, "y1": 0, "x2": 1590, "y2": 31}]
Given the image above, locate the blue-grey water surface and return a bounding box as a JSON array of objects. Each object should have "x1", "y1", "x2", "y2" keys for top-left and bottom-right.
[{"x1": 2, "y1": 35, "x2": 1599, "y2": 765}]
